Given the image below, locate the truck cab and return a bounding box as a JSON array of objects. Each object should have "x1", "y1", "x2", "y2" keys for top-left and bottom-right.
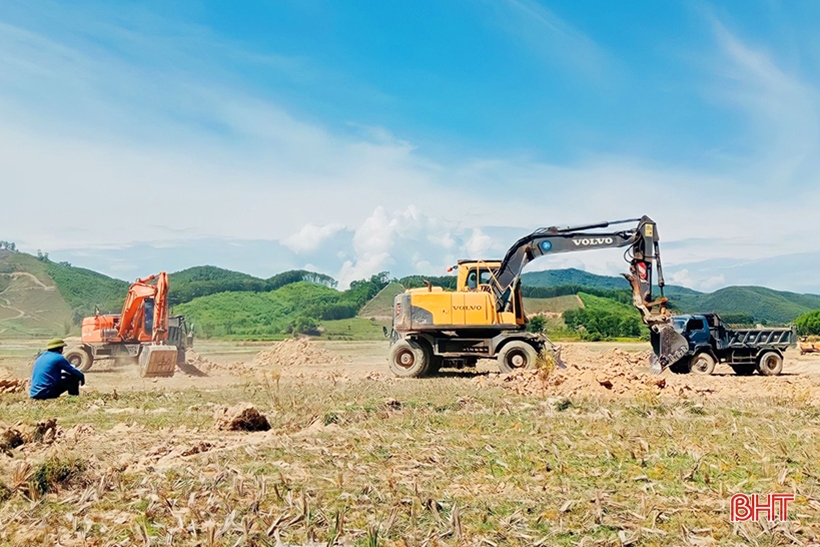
[
  {"x1": 671, "y1": 313, "x2": 795, "y2": 376},
  {"x1": 672, "y1": 313, "x2": 728, "y2": 351}
]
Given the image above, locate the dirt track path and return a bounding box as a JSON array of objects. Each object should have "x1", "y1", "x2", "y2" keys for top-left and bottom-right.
[
  {"x1": 3, "y1": 272, "x2": 54, "y2": 291},
  {"x1": 0, "y1": 296, "x2": 26, "y2": 320},
  {"x1": 2, "y1": 339, "x2": 820, "y2": 400}
]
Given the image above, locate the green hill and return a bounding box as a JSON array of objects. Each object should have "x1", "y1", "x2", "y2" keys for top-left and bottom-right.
[
  {"x1": 44, "y1": 261, "x2": 130, "y2": 320},
  {"x1": 169, "y1": 266, "x2": 337, "y2": 305},
  {"x1": 0, "y1": 250, "x2": 129, "y2": 337},
  {"x1": 522, "y1": 268, "x2": 632, "y2": 290},
  {"x1": 0, "y1": 251, "x2": 73, "y2": 337},
  {"x1": 358, "y1": 282, "x2": 406, "y2": 318},
  {"x1": 523, "y1": 295, "x2": 583, "y2": 315},
  {"x1": 174, "y1": 274, "x2": 390, "y2": 339},
  {"x1": 522, "y1": 268, "x2": 819, "y2": 324},
  {"x1": 672, "y1": 286, "x2": 820, "y2": 324},
  {"x1": 2, "y1": 242, "x2": 820, "y2": 341},
  {"x1": 174, "y1": 282, "x2": 346, "y2": 338},
  {"x1": 169, "y1": 266, "x2": 269, "y2": 305}
]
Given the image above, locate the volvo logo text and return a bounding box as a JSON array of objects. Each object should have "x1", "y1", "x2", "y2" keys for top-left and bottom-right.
[{"x1": 572, "y1": 237, "x2": 614, "y2": 247}]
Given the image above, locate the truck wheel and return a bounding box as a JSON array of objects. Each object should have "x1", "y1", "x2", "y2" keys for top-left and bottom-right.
[
  {"x1": 757, "y1": 352, "x2": 783, "y2": 376},
  {"x1": 730, "y1": 364, "x2": 756, "y2": 376},
  {"x1": 497, "y1": 341, "x2": 538, "y2": 374},
  {"x1": 65, "y1": 347, "x2": 93, "y2": 372},
  {"x1": 389, "y1": 339, "x2": 431, "y2": 378},
  {"x1": 689, "y1": 352, "x2": 716, "y2": 375}
]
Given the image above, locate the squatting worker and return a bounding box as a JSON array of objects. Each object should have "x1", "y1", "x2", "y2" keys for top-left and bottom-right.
[{"x1": 29, "y1": 338, "x2": 86, "y2": 400}]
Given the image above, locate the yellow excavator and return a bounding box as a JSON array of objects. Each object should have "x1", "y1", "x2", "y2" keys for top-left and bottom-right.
[{"x1": 387, "y1": 216, "x2": 688, "y2": 377}]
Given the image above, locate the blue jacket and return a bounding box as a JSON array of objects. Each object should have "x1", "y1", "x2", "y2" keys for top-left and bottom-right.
[{"x1": 29, "y1": 351, "x2": 85, "y2": 399}]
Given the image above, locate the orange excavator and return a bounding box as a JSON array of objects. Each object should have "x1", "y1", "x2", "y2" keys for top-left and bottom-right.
[{"x1": 65, "y1": 272, "x2": 190, "y2": 378}]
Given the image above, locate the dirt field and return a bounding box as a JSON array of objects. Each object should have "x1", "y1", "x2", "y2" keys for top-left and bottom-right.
[{"x1": 1, "y1": 339, "x2": 820, "y2": 546}]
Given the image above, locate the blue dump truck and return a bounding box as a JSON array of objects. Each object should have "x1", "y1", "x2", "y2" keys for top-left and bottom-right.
[{"x1": 670, "y1": 313, "x2": 796, "y2": 376}]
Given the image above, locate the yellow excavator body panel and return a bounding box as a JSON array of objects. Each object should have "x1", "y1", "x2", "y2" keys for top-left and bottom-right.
[
  {"x1": 394, "y1": 259, "x2": 525, "y2": 330},
  {"x1": 405, "y1": 290, "x2": 496, "y2": 327}
]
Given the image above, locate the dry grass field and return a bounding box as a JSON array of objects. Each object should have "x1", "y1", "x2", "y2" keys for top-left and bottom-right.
[{"x1": 1, "y1": 339, "x2": 819, "y2": 546}]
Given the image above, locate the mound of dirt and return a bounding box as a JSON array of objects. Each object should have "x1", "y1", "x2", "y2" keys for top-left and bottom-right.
[
  {"x1": 0, "y1": 428, "x2": 24, "y2": 453},
  {"x1": 214, "y1": 403, "x2": 271, "y2": 432},
  {"x1": 0, "y1": 366, "x2": 28, "y2": 394},
  {"x1": 478, "y1": 347, "x2": 666, "y2": 398},
  {"x1": 251, "y1": 338, "x2": 348, "y2": 369},
  {"x1": 174, "y1": 350, "x2": 210, "y2": 377},
  {"x1": 0, "y1": 418, "x2": 59, "y2": 453}
]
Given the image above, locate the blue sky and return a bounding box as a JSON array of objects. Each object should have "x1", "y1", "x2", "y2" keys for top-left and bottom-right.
[{"x1": 2, "y1": 1, "x2": 820, "y2": 291}]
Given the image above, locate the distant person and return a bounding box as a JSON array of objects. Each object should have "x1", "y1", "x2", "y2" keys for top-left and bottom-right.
[{"x1": 29, "y1": 339, "x2": 85, "y2": 400}]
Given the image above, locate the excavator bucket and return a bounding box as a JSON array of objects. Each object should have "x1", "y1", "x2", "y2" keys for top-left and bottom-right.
[
  {"x1": 139, "y1": 345, "x2": 178, "y2": 378},
  {"x1": 650, "y1": 324, "x2": 689, "y2": 374}
]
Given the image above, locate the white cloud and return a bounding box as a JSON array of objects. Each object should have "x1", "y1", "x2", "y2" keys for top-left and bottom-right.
[
  {"x1": 283, "y1": 224, "x2": 345, "y2": 253},
  {"x1": 667, "y1": 269, "x2": 725, "y2": 292},
  {"x1": 465, "y1": 228, "x2": 496, "y2": 258}
]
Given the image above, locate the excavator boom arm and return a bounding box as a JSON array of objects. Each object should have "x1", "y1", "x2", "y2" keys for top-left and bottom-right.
[
  {"x1": 116, "y1": 272, "x2": 170, "y2": 342},
  {"x1": 489, "y1": 215, "x2": 687, "y2": 372},
  {"x1": 493, "y1": 216, "x2": 660, "y2": 312}
]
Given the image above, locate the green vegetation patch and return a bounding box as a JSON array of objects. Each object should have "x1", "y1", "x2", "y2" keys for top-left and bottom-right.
[
  {"x1": 32, "y1": 455, "x2": 87, "y2": 495},
  {"x1": 563, "y1": 293, "x2": 647, "y2": 340},
  {"x1": 795, "y1": 309, "x2": 820, "y2": 336},
  {"x1": 169, "y1": 266, "x2": 337, "y2": 306},
  {"x1": 175, "y1": 274, "x2": 391, "y2": 338}
]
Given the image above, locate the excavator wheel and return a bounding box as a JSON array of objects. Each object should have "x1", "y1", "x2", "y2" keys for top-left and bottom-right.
[
  {"x1": 688, "y1": 352, "x2": 716, "y2": 375},
  {"x1": 65, "y1": 347, "x2": 93, "y2": 372},
  {"x1": 757, "y1": 352, "x2": 783, "y2": 376},
  {"x1": 497, "y1": 341, "x2": 538, "y2": 374},
  {"x1": 389, "y1": 339, "x2": 432, "y2": 378}
]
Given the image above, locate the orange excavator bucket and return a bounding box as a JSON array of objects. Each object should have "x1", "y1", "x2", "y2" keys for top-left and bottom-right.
[
  {"x1": 139, "y1": 345, "x2": 178, "y2": 378},
  {"x1": 137, "y1": 272, "x2": 177, "y2": 378}
]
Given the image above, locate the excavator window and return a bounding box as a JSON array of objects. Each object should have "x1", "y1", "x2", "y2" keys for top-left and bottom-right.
[
  {"x1": 144, "y1": 298, "x2": 155, "y2": 335},
  {"x1": 466, "y1": 270, "x2": 478, "y2": 290},
  {"x1": 467, "y1": 268, "x2": 493, "y2": 290}
]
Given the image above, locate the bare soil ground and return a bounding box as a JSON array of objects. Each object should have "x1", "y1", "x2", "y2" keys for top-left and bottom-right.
[{"x1": 1, "y1": 339, "x2": 819, "y2": 546}]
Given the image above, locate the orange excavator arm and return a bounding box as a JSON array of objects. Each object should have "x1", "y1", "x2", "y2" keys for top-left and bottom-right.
[
  {"x1": 117, "y1": 272, "x2": 170, "y2": 342},
  {"x1": 152, "y1": 272, "x2": 169, "y2": 343}
]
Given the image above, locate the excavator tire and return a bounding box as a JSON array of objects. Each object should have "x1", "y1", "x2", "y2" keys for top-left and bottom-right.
[
  {"x1": 497, "y1": 340, "x2": 539, "y2": 374},
  {"x1": 389, "y1": 339, "x2": 432, "y2": 378},
  {"x1": 757, "y1": 352, "x2": 783, "y2": 376},
  {"x1": 65, "y1": 347, "x2": 93, "y2": 372},
  {"x1": 688, "y1": 352, "x2": 716, "y2": 375}
]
